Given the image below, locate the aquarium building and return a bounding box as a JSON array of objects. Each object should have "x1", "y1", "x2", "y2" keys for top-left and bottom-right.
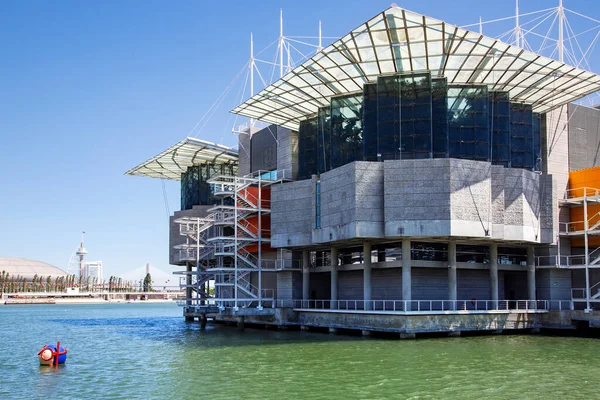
[{"x1": 127, "y1": 5, "x2": 600, "y2": 334}]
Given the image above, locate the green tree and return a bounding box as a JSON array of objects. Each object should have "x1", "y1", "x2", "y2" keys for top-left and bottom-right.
[{"x1": 143, "y1": 273, "x2": 152, "y2": 292}]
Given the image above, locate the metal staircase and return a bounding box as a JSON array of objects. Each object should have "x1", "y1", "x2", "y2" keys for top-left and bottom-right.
[
  {"x1": 558, "y1": 187, "x2": 600, "y2": 311},
  {"x1": 207, "y1": 171, "x2": 282, "y2": 311},
  {"x1": 173, "y1": 215, "x2": 218, "y2": 310}
]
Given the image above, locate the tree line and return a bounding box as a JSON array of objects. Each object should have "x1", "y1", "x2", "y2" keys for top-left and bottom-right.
[{"x1": 0, "y1": 271, "x2": 154, "y2": 294}]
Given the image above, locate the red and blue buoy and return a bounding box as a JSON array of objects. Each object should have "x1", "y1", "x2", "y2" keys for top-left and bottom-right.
[{"x1": 38, "y1": 342, "x2": 68, "y2": 366}]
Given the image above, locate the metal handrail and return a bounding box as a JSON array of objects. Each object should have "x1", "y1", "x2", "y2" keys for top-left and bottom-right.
[
  {"x1": 563, "y1": 187, "x2": 600, "y2": 199},
  {"x1": 278, "y1": 299, "x2": 550, "y2": 312}
]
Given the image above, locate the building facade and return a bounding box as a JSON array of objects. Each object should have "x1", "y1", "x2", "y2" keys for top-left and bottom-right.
[{"x1": 127, "y1": 5, "x2": 600, "y2": 333}]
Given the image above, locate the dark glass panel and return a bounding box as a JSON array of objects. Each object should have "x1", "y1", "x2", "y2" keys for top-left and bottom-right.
[
  {"x1": 490, "y1": 91, "x2": 511, "y2": 167},
  {"x1": 362, "y1": 83, "x2": 378, "y2": 161},
  {"x1": 298, "y1": 117, "x2": 319, "y2": 180},
  {"x1": 330, "y1": 93, "x2": 364, "y2": 169},
  {"x1": 377, "y1": 75, "x2": 400, "y2": 160},
  {"x1": 317, "y1": 107, "x2": 331, "y2": 174},
  {"x1": 510, "y1": 103, "x2": 534, "y2": 170},
  {"x1": 533, "y1": 113, "x2": 542, "y2": 171},
  {"x1": 447, "y1": 85, "x2": 490, "y2": 161},
  {"x1": 399, "y1": 72, "x2": 433, "y2": 159},
  {"x1": 432, "y1": 78, "x2": 448, "y2": 157}
]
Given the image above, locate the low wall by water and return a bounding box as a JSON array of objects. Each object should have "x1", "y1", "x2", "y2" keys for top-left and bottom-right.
[{"x1": 212, "y1": 308, "x2": 543, "y2": 334}]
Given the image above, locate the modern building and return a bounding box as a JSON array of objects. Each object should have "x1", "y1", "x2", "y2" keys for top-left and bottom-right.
[
  {"x1": 83, "y1": 261, "x2": 103, "y2": 283},
  {"x1": 127, "y1": 5, "x2": 600, "y2": 334}
]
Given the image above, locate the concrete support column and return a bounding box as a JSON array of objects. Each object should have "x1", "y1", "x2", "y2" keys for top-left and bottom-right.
[
  {"x1": 527, "y1": 246, "x2": 536, "y2": 302},
  {"x1": 302, "y1": 249, "x2": 310, "y2": 302},
  {"x1": 448, "y1": 241, "x2": 457, "y2": 310},
  {"x1": 363, "y1": 242, "x2": 372, "y2": 311},
  {"x1": 402, "y1": 239, "x2": 412, "y2": 311},
  {"x1": 490, "y1": 243, "x2": 499, "y2": 309},
  {"x1": 185, "y1": 263, "x2": 192, "y2": 307},
  {"x1": 330, "y1": 247, "x2": 338, "y2": 309}
]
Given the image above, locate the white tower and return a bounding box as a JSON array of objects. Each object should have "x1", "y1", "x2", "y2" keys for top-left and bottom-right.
[{"x1": 75, "y1": 232, "x2": 88, "y2": 278}]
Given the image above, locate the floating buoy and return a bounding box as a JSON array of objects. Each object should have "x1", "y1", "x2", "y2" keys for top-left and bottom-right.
[{"x1": 38, "y1": 342, "x2": 67, "y2": 366}]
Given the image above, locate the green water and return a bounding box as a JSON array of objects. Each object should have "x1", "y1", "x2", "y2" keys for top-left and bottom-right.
[{"x1": 0, "y1": 303, "x2": 598, "y2": 399}]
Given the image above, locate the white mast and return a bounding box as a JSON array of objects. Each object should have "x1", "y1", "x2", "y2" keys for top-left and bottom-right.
[
  {"x1": 249, "y1": 33, "x2": 254, "y2": 127},
  {"x1": 479, "y1": 16, "x2": 483, "y2": 35},
  {"x1": 515, "y1": 0, "x2": 521, "y2": 47},
  {"x1": 558, "y1": 0, "x2": 564, "y2": 62},
  {"x1": 279, "y1": 8, "x2": 284, "y2": 78},
  {"x1": 318, "y1": 20, "x2": 323, "y2": 51}
]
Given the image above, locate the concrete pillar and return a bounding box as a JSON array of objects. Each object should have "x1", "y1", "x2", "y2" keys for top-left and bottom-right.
[
  {"x1": 402, "y1": 239, "x2": 412, "y2": 311},
  {"x1": 185, "y1": 263, "x2": 192, "y2": 307},
  {"x1": 490, "y1": 243, "x2": 499, "y2": 308},
  {"x1": 237, "y1": 317, "x2": 245, "y2": 331},
  {"x1": 302, "y1": 249, "x2": 310, "y2": 302},
  {"x1": 448, "y1": 241, "x2": 457, "y2": 310},
  {"x1": 527, "y1": 246, "x2": 536, "y2": 302},
  {"x1": 199, "y1": 314, "x2": 207, "y2": 330},
  {"x1": 331, "y1": 247, "x2": 338, "y2": 309},
  {"x1": 363, "y1": 242, "x2": 372, "y2": 311}
]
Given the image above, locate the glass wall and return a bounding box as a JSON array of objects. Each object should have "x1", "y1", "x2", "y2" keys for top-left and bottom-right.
[
  {"x1": 330, "y1": 94, "x2": 364, "y2": 169},
  {"x1": 377, "y1": 75, "x2": 401, "y2": 160},
  {"x1": 295, "y1": 71, "x2": 541, "y2": 180},
  {"x1": 399, "y1": 73, "x2": 432, "y2": 159},
  {"x1": 533, "y1": 113, "x2": 542, "y2": 171},
  {"x1": 317, "y1": 107, "x2": 331, "y2": 174},
  {"x1": 448, "y1": 85, "x2": 489, "y2": 161},
  {"x1": 298, "y1": 117, "x2": 318, "y2": 180},
  {"x1": 490, "y1": 91, "x2": 510, "y2": 167},
  {"x1": 432, "y1": 78, "x2": 448, "y2": 158},
  {"x1": 363, "y1": 83, "x2": 378, "y2": 161},
  {"x1": 180, "y1": 164, "x2": 236, "y2": 210},
  {"x1": 510, "y1": 103, "x2": 534, "y2": 169}
]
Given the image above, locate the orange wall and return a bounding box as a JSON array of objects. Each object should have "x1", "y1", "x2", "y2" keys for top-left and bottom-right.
[{"x1": 570, "y1": 166, "x2": 600, "y2": 246}]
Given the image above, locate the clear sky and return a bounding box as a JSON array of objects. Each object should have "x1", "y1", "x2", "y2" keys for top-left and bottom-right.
[{"x1": 1, "y1": 0, "x2": 598, "y2": 279}]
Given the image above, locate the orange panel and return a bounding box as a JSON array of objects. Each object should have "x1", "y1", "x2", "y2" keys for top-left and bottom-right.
[{"x1": 569, "y1": 166, "x2": 600, "y2": 246}]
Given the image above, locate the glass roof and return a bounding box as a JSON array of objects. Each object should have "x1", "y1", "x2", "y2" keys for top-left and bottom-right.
[
  {"x1": 125, "y1": 138, "x2": 238, "y2": 180},
  {"x1": 232, "y1": 5, "x2": 600, "y2": 130}
]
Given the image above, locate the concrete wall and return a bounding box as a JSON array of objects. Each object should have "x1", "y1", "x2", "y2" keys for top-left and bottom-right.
[
  {"x1": 296, "y1": 311, "x2": 542, "y2": 333},
  {"x1": 543, "y1": 106, "x2": 570, "y2": 252},
  {"x1": 271, "y1": 177, "x2": 316, "y2": 247},
  {"x1": 276, "y1": 271, "x2": 302, "y2": 302},
  {"x1": 271, "y1": 159, "x2": 554, "y2": 247},
  {"x1": 536, "y1": 269, "x2": 572, "y2": 301},
  {"x1": 313, "y1": 162, "x2": 384, "y2": 243},
  {"x1": 250, "y1": 125, "x2": 278, "y2": 173},
  {"x1": 277, "y1": 127, "x2": 298, "y2": 180},
  {"x1": 237, "y1": 132, "x2": 251, "y2": 177},
  {"x1": 568, "y1": 103, "x2": 600, "y2": 172},
  {"x1": 384, "y1": 159, "x2": 452, "y2": 237}
]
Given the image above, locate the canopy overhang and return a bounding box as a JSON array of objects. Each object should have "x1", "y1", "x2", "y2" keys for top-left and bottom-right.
[
  {"x1": 125, "y1": 138, "x2": 238, "y2": 180},
  {"x1": 232, "y1": 5, "x2": 600, "y2": 130}
]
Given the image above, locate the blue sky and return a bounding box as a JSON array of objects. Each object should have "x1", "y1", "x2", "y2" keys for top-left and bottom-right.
[{"x1": 1, "y1": 0, "x2": 598, "y2": 279}]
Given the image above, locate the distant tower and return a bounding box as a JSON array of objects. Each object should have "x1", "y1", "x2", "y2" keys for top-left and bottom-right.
[
  {"x1": 75, "y1": 232, "x2": 88, "y2": 277},
  {"x1": 146, "y1": 263, "x2": 150, "y2": 276}
]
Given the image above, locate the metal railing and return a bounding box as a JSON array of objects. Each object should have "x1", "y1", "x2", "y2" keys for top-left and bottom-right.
[
  {"x1": 277, "y1": 299, "x2": 551, "y2": 312},
  {"x1": 536, "y1": 254, "x2": 600, "y2": 268},
  {"x1": 563, "y1": 187, "x2": 600, "y2": 200}
]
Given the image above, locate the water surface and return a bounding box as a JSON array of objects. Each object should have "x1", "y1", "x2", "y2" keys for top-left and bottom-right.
[{"x1": 0, "y1": 303, "x2": 598, "y2": 399}]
